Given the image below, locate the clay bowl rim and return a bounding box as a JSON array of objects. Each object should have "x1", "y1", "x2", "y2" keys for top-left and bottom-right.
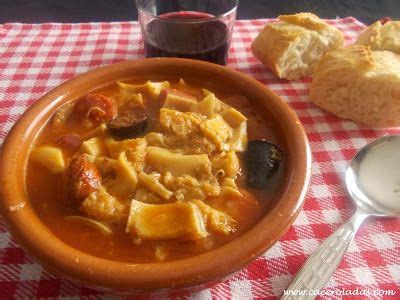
[{"x1": 0, "y1": 58, "x2": 311, "y2": 292}]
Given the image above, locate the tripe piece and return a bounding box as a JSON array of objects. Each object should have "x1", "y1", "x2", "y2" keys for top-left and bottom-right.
[
  {"x1": 106, "y1": 152, "x2": 138, "y2": 198},
  {"x1": 195, "y1": 93, "x2": 220, "y2": 118},
  {"x1": 192, "y1": 200, "x2": 236, "y2": 235},
  {"x1": 126, "y1": 200, "x2": 208, "y2": 240},
  {"x1": 226, "y1": 122, "x2": 247, "y2": 152},
  {"x1": 138, "y1": 172, "x2": 173, "y2": 200},
  {"x1": 159, "y1": 108, "x2": 202, "y2": 136},
  {"x1": 162, "y1": 173, "x2": 220, "y2": 201},
  {"x1": 163, "y1": 89, "x2": 198, "y2": 112},
  {"x1": 146, "y1": 146, "x2": 212, "y2": 177},
  {"x1": 200, "y1": 115, "x2": 233, "y2": 150},
  {"x1": 117, "y1": 81, "x2": 170, "y2": 98},
  {"x1": 221, "y1": 107, "x2": 247, "y2": 127},
  {"x1": 106, "y1": 137, "x2": 147, "y2": 171},
  {"x1": 211, "y1": 151, "x2": 240, "y2": 179},
  {"x1": 81, "y1": 187, "x2": 128, "y2": 224}
]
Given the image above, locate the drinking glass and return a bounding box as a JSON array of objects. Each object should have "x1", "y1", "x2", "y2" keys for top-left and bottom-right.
[{"x1": 135, "y1": 0, "x2": 238, "y2": 65}]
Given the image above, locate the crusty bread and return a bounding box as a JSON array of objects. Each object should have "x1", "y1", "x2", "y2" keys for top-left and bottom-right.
[
  {"x1": 310, "y1": 45, "x2": 400, "y2": 127},
  {"x1": 251, "y1": 13, "x2": 344, "y2": 80},
  {"x1": 355, "y1": 20, "x2": 400, "y2": 54}
]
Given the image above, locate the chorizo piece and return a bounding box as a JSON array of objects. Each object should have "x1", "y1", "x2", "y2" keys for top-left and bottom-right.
[
  {"x1": 73, "y1": 93, "x2": 117, "y2": 123},
  {"x1": 56, "y1": 134, "x2": 82, "y2": 149},
  {"x1": 67, "y1": 154, "x2": 102, "y2": 201},
  {"x1": 246, "y1": 140, "x2": 282, "y2": 189},
  {"x1": 108, "y1": 110, "x2": 148, "y2": 139}
]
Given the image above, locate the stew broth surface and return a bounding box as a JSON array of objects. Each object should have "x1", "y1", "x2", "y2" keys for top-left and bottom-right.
[{"x1": 27, "y1": 78, "x2": 284, "y2": 262}]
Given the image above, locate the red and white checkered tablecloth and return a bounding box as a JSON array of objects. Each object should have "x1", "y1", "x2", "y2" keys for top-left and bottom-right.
[{"x1": 1, "y1": 18, "x2": 400, "y2": 299}]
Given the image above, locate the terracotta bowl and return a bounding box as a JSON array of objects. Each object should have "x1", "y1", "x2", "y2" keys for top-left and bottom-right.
[{"x1": 0, "y1": 58, "x2": 311, "y2": 294}]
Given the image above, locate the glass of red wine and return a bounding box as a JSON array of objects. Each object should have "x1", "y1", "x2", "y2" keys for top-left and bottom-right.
[{"x1": 135, "y1": 0, "x2": 238, "y2": 65}]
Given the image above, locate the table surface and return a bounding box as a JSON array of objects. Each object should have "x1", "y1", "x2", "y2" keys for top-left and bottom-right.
[
  {"x1": 1, "y1": 17, "x2": 400, "y2": 299},
  {"x1": 1, "y1": 0, "x2": 400, "y2": 25}
]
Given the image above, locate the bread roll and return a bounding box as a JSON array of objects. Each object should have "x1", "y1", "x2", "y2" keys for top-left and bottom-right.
[
  {"x1": 355, "y1": 20, "x2": 400, "y2": 54},
  {"x1": 310, "y1": 45, "x2": 400, "y2": 127},
  {"x1": 251, "y1": 13, "x2": 344, "y2": 80}
]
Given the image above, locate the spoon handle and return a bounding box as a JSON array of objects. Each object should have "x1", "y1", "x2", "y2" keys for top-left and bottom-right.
[{"x1": 282, "y1": 210, "x2": 368, "y2": 300}]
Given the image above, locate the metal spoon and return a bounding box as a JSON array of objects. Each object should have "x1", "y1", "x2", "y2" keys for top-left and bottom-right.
[{"x1": 283, "y1": 135, "x2": 400, "y2": 299}]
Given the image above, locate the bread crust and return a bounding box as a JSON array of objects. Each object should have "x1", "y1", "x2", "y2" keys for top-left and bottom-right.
[
  {"x1": 310, "y1": 45, "x2": 400, "y2": 127},
  {"x1": 279, "y1": 12, "x2": 328, "y2": 31},
  {"x1": 251, "y1": 13, "x2": 344, "y2": 80},
  {"x1": 251, "y1": 23, "x2": 304, "y2": 78},
  {"x1": 355, "y1": 21, "x2": 400, "y2": 54}
]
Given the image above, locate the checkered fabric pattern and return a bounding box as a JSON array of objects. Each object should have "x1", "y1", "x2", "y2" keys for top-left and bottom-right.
[{"x1": 1, "y1": 18, "x2": 399, "y2": 299}]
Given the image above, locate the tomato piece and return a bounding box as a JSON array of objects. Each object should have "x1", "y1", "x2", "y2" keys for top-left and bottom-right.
[
  {"x1": 380, "y1": 17, "x2": 391, "y2": 25},
  {"x1": 206, "y1": 189, "x2": 261, "y2": 232}
]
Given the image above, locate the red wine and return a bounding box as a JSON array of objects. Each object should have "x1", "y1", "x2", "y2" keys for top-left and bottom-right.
[{"x1": 143, "y1": 11, "x2": 230, "y2": 65}]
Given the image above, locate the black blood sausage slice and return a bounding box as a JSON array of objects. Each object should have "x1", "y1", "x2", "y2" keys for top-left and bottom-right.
[
  {"x1": 246, "y1": 140, "x2": 283, "y2": 189},
  {"x1": 107, "y1": 110, "x2": 148, "y2": 139}
]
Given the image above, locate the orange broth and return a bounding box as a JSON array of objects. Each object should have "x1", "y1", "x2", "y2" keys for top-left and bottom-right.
[{"x1": 26, "y1": 79, "x2": 284, "y2": 262}]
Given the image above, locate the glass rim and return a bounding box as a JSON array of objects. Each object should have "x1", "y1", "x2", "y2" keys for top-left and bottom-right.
[{"x1": 135, "y1": 0, "x2": 239, "y2": 23}]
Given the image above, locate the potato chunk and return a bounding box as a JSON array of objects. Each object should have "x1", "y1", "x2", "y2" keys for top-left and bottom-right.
[
  {"x1": 31, "y1": 146, "x2": 65, "y2": 174},
  {"x1": 80, "y1": 137, "x2": 107, "y2": 157},
  {"x1": 126, "y1": 200, "x2": 208, "y2": 240}
]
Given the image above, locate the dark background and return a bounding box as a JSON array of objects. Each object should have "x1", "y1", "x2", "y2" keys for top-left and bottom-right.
[{"x1": 0, "y1": 0, "x2": 399, "y2": 25}]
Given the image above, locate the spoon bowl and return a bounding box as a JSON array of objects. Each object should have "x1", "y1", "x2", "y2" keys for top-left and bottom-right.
[
  {"x1": 284, "y1": 135, "x2": 400, "y2": 299},
  {"x1": 346, "y1": 135, "x2": 400, "y2": 217}
]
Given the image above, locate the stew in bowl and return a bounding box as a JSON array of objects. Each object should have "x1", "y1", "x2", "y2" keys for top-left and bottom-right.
[
  {"x1": 0, "y1": 58, "x2": 310, "y2": 292},
  {"x1": 28, "y1": 78, "x2": 283, "y2": 263}
]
